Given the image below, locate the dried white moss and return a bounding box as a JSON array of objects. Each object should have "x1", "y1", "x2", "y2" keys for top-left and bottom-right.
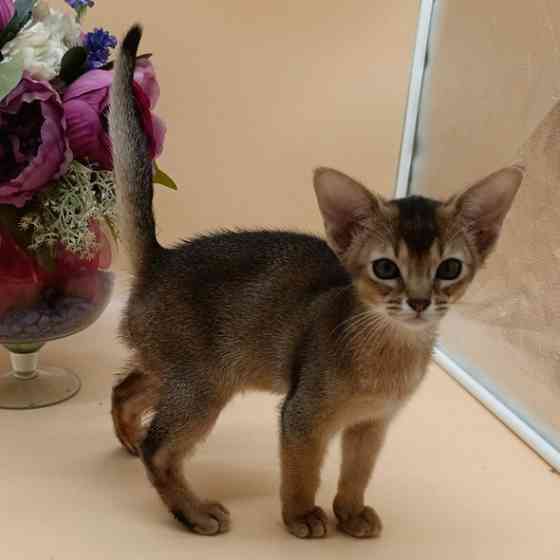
[{"x1": 19, "y1": 161, "x2": 118, "y2": 259}]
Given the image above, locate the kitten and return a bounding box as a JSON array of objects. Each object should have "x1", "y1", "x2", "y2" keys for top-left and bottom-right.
[{"x1": 109, "y1": 25, "x2": 523, "y2": 539}]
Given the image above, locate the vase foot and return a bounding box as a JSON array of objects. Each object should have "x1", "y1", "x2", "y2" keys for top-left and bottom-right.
[{"x1": 0, "y1": 366, "x2": 81, "y2": 409}]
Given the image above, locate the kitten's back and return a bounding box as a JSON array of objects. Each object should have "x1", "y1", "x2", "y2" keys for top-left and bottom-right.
[{"x1": 123, "y1": 230, "x2": 352, "y2": 392}]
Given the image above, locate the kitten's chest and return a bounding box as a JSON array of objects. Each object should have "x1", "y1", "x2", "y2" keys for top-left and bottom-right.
[
  {"x1": 353, "y1": 336, "x2": 430, "y2": 390},
  {"x1": 355, "y1": 358, "x2": 428, "y2": 396},
  {"x1": 333, "y1": 352, "x2": 430, "y2": 429}
]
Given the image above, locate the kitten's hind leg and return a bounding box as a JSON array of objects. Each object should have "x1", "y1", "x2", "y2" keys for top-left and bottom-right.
[
  {"x1": 112, "y1": 369, "x2": 159, "y2": 456},
  {"x1": 140, "y1": 382, "x2": 232, "y2": 536}
]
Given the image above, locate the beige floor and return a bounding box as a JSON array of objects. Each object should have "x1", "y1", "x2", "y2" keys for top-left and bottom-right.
[{"x1": 1, "y1": 281, "x2": 559, "y2": 560}]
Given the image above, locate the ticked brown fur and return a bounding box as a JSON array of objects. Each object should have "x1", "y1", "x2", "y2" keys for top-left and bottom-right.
[{"x1": 109, "y1": 26, "x2": 523, "y2": 539}]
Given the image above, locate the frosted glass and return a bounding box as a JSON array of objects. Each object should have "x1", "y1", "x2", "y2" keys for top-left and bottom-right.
[{"x1": 409, "y1": 1, "x2": 560, "y2": 451}]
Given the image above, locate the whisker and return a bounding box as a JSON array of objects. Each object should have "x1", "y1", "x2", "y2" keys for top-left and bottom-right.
[
  {"x1": 357, "y1": 323, "x2": 393, "y2": 362},
  {"x1": 349, "y1": 313, "x2": 393, "y2": 359},
  {"x1": 335, "y1": 311, "x2": 380, "y2": 346},
  {"x1": 332, "y1": 310, "x2": 369, "y2": 335}
]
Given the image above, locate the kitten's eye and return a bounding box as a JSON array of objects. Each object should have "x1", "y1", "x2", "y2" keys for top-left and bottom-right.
[
  {"x1": 372, "y1": 258, "x2": 400, "y2": 280},
  {"x1": 436, "y1": 258, "x2": 462, "y2": 280}
]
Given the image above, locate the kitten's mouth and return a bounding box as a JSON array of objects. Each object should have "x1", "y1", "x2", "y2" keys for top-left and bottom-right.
[
  {"x1": 401, "y1": 314, "x2": 431, "y2": 327},
  {"x1": 404, "y1": 314, "x2": 426, "y2": 321}
]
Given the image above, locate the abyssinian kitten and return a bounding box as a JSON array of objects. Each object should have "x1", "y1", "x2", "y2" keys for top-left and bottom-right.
[{"x1": 109, "y1": 26, "x2": 523, "y2": 539}]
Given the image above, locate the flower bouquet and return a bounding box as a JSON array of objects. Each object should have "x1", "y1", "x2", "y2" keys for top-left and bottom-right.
[{"x1": 0, "y1": 0, "x2": 175, "y2": 408}]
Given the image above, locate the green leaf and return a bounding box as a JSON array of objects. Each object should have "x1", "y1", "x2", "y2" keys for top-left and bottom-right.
[
  {"x1": 0, "y1": 0, "x2": 37, "y2": 50},
  {"x1": 76, "y1": 5, "x2": 87, "y2": 22},
  {"x1": 153, "y1": 163, "x2": 178, "y2": 191},
  {"x1": 0, "y1": 51, "x2": 23, "y2": 102},
  {"x1": 59, "y1": 46, "x2": 88, "y2": 84}
]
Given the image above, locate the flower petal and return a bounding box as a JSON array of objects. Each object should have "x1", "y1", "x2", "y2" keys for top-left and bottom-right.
[
  {"x1": 0, "y1": 74, "x2": 71, "y2": 207},
  {"x1": 61, "y1": 61, "x2": 166, "y2": 171},
  {"x1": 65, "y1": 99, "x2": 112, "y2": 169},
  {"x1": 0, "y1": 0, "x2": 15, "y2": 31},
  {"x1": 133, "y1": 58, "x2": 160, "y2": 108},
  {"x1": 63, "y1": 68, "x2": 113, "y2": 102},
  {"x1": 151, "y1": 114, "x2": 167, "y2": 159}
]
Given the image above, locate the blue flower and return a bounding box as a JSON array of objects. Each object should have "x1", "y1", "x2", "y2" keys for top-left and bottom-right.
[
  {"x1": 83, "y1": 28, "x2": 118, "y2": 69},
  {"x1": 66, "y1": 0, "x2": 95, "y2": 8}
]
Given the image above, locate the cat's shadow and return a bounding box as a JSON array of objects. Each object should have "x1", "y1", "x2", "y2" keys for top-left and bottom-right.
[{"x1": 100, "y1": 445, "x2": 278, "y2": 503}]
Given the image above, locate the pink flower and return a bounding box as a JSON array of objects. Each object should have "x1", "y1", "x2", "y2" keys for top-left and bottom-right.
[
  {"x1": 0, "y1": 74, "x2": 73, "y2": 207},
  {"x1": 0, "y1": 0, "x2": 14, "y2": 31},
  {"x1": 63, "y1": 58, "x2": 166, "y2": 169}
]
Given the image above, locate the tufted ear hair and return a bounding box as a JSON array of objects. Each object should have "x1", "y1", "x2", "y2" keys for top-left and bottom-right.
[{"x1": 313, "y1": 167, "x2": 384, "y2": 256}]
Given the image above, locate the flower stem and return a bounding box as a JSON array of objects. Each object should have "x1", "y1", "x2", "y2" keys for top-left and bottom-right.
[{"x1": 76, "y1": 6, "x2": 87, "y2": 22}]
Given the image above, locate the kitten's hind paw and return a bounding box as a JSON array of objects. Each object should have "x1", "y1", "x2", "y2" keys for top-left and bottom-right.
[
  {"x1": 283, "y1": 506, "x2": 329, "y2": 538},
  {"x1": 172, "y1": 501, "x2": 231, "y2": 536},
  {"x1": 112, "y1": 418, "x2": 140, "y2": 456},
  {"x1": 335, "y1": 505, "x2": 382, "y2": 539}
]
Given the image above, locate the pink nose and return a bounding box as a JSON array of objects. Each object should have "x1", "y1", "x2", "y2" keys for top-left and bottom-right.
[{"x1": 407, "y1": 298, "x2": 430, "y2": 313}]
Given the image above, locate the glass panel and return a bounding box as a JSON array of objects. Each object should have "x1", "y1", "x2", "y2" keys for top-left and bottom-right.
[{"x1": 409, "y1": 1, "x2": 560, "y2": 451}]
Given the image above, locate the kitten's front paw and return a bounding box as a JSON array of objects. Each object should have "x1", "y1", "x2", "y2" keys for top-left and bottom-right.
[
  {"x1": 172, "y1": 501, "x2": 231, "y2": 536},
  {"x1": 334, "y1": 503, "x2": 382, "y2": 539},
  {"x1": 283, "y1": 506, "x2": 329, "y2": 538}
]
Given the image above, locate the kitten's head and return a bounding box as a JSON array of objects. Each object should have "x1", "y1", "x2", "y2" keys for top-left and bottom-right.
[{"x1": 314, "y1": 166, "x2": 523, "y2": 331}]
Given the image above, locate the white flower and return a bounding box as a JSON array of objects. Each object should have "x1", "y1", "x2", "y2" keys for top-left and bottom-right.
[{"x1": 1, "y1": 1, "x2": 81, "y2": 81}]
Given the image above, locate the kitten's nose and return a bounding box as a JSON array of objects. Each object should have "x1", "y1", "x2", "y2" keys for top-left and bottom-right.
[{"x1": 407, "y1": 298, "x2": 431, "y2": 313}]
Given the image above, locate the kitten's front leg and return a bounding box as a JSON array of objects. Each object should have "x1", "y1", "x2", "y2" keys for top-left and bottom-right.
[
  {"x1": 280, "y1": 400, "x2": 329, "y2": 538},
  {"x1": 333, "y1": 419, "x2": 387, "y2": 538}
]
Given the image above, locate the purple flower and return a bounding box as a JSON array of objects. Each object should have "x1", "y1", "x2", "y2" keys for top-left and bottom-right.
[
  {"x1": 83, "y1": 28, "x2": 117, "y2": 69},
  {"x1": 0, "y1": 0, "x2": 14, "y2": 31},
  {"x1": 0, "y1": 74, "x2": 72, "y2": 207},
  {"x1": 65, "y1": 0, "x2": 94, "y2": 9},
  {"x1": 63, "y1": 59, "x2": 166, "y2": 170}
]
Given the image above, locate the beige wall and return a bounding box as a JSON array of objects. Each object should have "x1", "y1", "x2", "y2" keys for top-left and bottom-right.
[{"x1": 54, "y1": 0, "x2": 419, "y2": 244}]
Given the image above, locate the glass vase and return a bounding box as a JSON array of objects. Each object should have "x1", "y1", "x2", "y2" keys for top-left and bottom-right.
[{"x1": 0, "y1": 222, "x2": 114, "y2": 409}]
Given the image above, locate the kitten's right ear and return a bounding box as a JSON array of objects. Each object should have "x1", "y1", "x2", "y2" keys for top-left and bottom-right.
[{"x1": 313, "y1": 167, "x2": 382, "y2": 255}]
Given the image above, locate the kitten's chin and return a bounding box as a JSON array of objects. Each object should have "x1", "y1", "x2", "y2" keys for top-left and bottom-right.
[{"x1": 395, "y1": 314, "x2": 439, "y2": 332}]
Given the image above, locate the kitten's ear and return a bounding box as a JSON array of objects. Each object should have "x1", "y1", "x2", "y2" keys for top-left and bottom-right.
[
  {"x1": 451, "y1": 165, "x2": 524, "y2": 259},
  {"x1": 313, "y1": 167, "x2": 382, "y2": 255}
]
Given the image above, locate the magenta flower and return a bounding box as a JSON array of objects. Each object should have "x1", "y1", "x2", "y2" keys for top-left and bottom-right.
[
  {"x1": 0, "y1": 0, "x2": 14, "y2": 31},
  {"x1": 63, "y1": 58, "x2": 166, "y2": 170},
  {"x1": 0, "y1": 74, "x2": 73, "y2": 207}
]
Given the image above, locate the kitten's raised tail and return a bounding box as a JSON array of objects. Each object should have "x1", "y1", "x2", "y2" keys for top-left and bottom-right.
[{"x1": 109, "y1": 25, "x2": 160, "y2": 273}]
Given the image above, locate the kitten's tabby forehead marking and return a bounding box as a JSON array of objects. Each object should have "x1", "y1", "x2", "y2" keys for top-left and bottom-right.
[{"x1": 390, "y1": 196, "x2": 442, "y2": 255}]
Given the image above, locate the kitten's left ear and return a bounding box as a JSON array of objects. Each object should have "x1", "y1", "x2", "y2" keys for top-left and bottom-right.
[
  {"x1": 451, "y1": 165, "x2": 524, "y2": 260},
  {"x1": 313, "y1": 167, "x2": 384, "y2": 255}
]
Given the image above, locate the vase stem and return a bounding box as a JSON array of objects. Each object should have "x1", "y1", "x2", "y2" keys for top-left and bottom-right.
[{"x1": 10, "y1": 351, "x2": 40, "y2": 380}]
